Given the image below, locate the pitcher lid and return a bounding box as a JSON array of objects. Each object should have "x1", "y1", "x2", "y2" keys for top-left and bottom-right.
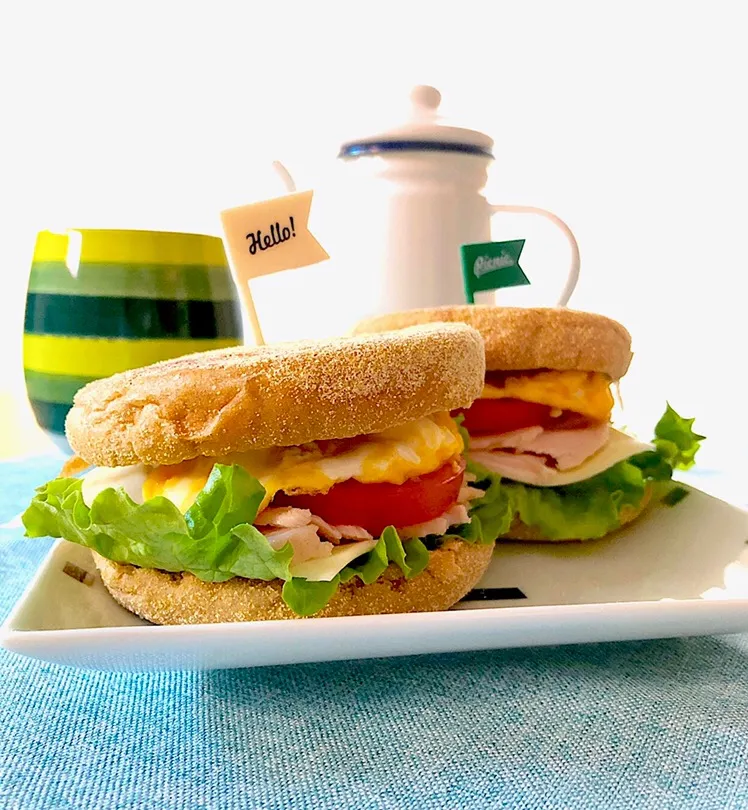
[{"x1": 338, "y1": 85, "x2": 494, "y2": 159}]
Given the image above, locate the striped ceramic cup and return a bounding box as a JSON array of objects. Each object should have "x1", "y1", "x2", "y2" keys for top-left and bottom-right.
[{"x1": 24, "y1": 229, "x2": 243, "y2": 449}]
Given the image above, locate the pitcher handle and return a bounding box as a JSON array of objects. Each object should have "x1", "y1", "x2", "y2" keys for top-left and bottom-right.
[{"x1": 489, "y1": 204, "x2": 581, "y2": 307}]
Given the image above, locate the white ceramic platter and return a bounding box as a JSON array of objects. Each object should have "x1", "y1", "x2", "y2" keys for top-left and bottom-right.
[{"x1": 2, "y1": 484, "x2": 747, "y2": 672}]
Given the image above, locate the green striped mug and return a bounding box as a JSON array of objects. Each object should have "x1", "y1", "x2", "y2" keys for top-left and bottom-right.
[{"x1": 24, "y1": 229, "x2": 243, "y2": 450}]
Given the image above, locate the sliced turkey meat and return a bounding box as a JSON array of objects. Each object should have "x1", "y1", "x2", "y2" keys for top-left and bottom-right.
[
  {"x1": 470, "y1": 426, "x2": 544, "y2": 450},
  {"x1": 258, "y1": 478, "x2": 476, "y2": 562},
  {"x1": 469, "y1": 423, "x2": 610, "y2": 471},
  {"x1": 257, "y1": 508, "x2": 373, "y2": 563},
  {"x1": 254, "y1": 506, "x2": 313, "y2": 528},
  {"x1": 469, "y1": 451, "x2": 562, "y2": 486},
  {"x1": 458, "y1": 485, "x2": 485, "y2": 504},
  {"x1": 335, "y1": 525, "x2": 374, "y2": 541},
  {"x1": 309, "y1": 514, "x2": 343, "y2": 543},
  {"x1": 262, "y1": 525, "x2": 334, "y2": 564},
  {"x1": 398, "y1": 503, "x2": 471, "y2": 540}
]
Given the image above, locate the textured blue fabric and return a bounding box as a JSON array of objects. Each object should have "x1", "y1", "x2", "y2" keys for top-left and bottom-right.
[{"x1": 1, "y1": 456, "x2": 747, "y2": 810}]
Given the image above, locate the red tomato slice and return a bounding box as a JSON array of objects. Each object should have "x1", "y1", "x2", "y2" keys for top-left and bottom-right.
[
  {"x1": 453, "y1": 398, "x2": 593, "y2": 435},
  {"x1": 273, "y1": 458, "x2": 466, "y2": 535}
]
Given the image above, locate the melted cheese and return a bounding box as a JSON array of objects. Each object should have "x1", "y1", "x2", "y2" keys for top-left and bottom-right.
[
  {"x1": 469, "y1": 429, "x2": 652, "y2": 487},
  {"x1": 480, "y1": 370, "x2": 614, "y2": 421},
  {"x1": 82, "y1": 412, "x2": 463, "y2": 513}
]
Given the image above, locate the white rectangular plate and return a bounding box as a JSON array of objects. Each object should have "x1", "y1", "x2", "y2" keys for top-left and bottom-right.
[{"x1": 2, "y1": 484, "x2": 748, "y2": 672}]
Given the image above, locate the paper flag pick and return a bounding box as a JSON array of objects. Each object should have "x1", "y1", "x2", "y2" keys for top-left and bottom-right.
[
  {"x1": 220, "y1": 190, "x2": 329, "y2": 344},
  {"x1": 460, "y1": 239, "x2": 530, "y2": 303}
]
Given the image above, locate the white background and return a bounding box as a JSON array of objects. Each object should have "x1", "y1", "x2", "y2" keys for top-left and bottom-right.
[{"x1": 0, "y1": 1, "x2": 746, "y2": 476}]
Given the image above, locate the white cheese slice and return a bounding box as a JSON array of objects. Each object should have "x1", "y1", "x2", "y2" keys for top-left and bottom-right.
[
  {"x1": 290, "y1": 539, "x2": 379, "y2": 581},
  {"x1": 470, "y1": 429, "x2": 653, "y2": 487},
  {"x1": 81, "y1": 465, "x2": 147, "y2": 506}
]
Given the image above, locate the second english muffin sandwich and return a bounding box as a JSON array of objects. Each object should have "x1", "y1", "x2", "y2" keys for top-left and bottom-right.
[{"x1": 354, "y1": 306, "x2": 703, "y2": 543}]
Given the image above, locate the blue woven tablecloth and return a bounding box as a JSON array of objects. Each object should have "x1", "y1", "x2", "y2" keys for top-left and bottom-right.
[{"x1": 1, "y1": 455, "x2": 747, "y2": 810}]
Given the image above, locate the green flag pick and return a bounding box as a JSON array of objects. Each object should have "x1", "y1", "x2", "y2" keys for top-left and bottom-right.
[{"x1": 460, "y1": 239, "x2": 530, "y2": 303}]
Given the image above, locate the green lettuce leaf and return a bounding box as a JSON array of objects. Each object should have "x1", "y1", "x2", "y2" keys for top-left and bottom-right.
[
  {"x1": 339, "y1": 536, "x2": 389, "y2": 584},
  {"x1": 23, "y1": 465, "x2": 453, "y2": 616},
  {"x1": 276, "y1": 527, "x2": 433, "y2": 615},
  {"x1": 383, "y1": 526, "x2": 430, "y2": 578},
  {"x1": 287, "y1": 527, "x2": 431, "y2": 615},
  {"x1": 440, "y1": 414, "x2": 500, "y2": 546},
  {"x1": 454, "y1": 412, "x2": 471, "y2": 451},
  {"x1": 468, "y1": 403, "x2": 703, "y2": 542},
  {"x1": 650, "y1": 402, "x2": 705, "y2": 471},
  {"x1": 625, "y1": 449, "x2": 674, "y2": 483},
  {"x1": 451, "y1": 512, "x2": 485, "y2": 544},
  {"x1": 23, "y1": 464, "x2": 293, "y2": 583},
  {"x1": 462, "y1": 468, "x2": 515, "y2": 542},
  {"x1": 282, "y1": 577, "x2": 341, "y2": 617},
  {"x1": 469, "y1": 457, "x2": 650, "y2": 541}
]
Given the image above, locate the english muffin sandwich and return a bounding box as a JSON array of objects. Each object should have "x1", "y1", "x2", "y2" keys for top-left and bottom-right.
[
  {"x1": 354, "y1": 306, "x2": 703, "y2": 543},
  {"x1": 22, "y1": 324, "x2": 496, "y2": 623}
]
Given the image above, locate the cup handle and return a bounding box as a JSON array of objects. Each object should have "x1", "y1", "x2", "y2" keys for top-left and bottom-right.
[{"x1": 489, "y1": 204, "x2": 580, "y2": 307}]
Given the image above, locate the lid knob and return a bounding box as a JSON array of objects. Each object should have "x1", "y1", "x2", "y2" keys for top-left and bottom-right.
[{"x1": 410, "y1": 85, "x2": 442, "y2": 121}]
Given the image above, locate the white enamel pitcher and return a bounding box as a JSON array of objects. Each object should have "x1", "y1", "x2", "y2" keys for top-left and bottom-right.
[{"x1": 276, "y1": 85, "x2": 580, "y2": 325}]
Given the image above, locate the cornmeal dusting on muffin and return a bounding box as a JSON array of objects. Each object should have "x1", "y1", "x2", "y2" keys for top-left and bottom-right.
[{"x1": 66, "y1": 324, "x2": 485, "y2": 467}]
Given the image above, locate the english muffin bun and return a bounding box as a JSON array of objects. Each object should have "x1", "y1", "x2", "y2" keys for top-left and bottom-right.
[
  {"x1": 67, "y1": 323, "x2": 485, "y2": 468},
  {"x1": 353, "y1": 306, "x2": 632, "y2": 380},
  {"x1": 92, "y1": 539, "x2": 494, "y2": 624},
  {"x1": 501, "y1": 485, "x2": 653, "y2": 542}
]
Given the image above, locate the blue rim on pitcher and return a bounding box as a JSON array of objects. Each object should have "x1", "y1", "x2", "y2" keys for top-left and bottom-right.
[{"x1": 338, "y1": 139, "x2": 494, "y2": 159}]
